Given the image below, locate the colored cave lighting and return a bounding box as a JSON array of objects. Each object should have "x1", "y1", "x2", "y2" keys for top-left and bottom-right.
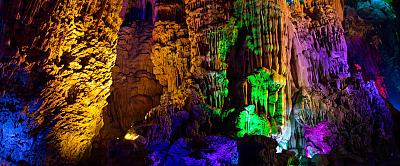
[
  {"x1": 204, "y1": 18, "x2": 240, "y2": 109},
  {"x1": 203, "y1": 0, "x2": 286, "y2": 110},
  {"x1": 248, "y1": 69, "x2": 285, "y2": 123},
  {"x1": 236, "y1": 68, "x2": 286, "y2": 137},
  {"x1": 211, "y1": 18, "x2": 240, "y2": 62},
  {"x1": 303, "y1": 121, "x2": 333, "y2": 158},
  {"x1": 0, "y1": 94, "x2": 46, "y2": 164},
  {"x1": 383, "y1": 0, "x2": 393, "y2": 4},
  {"x1": 124, "y1": 129, "x2": 140, "y2": 141},
  {"x1": 237, "y1": 105, "x2": 271, "y2": 137},
  {"x1": 235, "y1": 0, "x2": 283, "y2": 58},
  {"x1": 211, "y1": 108, "x2": 236, "y2": 122},
  {"x1": 204, "y1": 71, "x2": 229, "y2": 109}
]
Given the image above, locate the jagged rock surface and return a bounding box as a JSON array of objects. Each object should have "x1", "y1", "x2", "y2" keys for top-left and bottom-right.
[
  {"x1": 88, "y1": 20, "x2": 164, "y2": 165},
  {"x1": 0, "y1": 0, "x2": 399, "y2": 165},
  {"x1": 0, "y1": 0, "x2": 123, "y2": 164},
  {"x1": 107, "y1": 22, "x2": 162, "y2": 132},
  {"x1": 136, "y1": 0, "x2": 398, "y2": 165}
]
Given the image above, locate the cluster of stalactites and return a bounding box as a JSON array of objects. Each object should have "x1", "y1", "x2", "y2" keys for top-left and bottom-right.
[
  {"x1": 291, "y1": 0, "x2": 334, "y2": 6},
  {"x1": 228, "y1": 0, "x2": 289, "y2": 138},
  {"x1": 311, "y1": 24, "x2": 344, "y2": 52},
  {"x1": 292, "y1": 89, "x2": 329, "y2": 127},
  {"x1": 205, "y1": 27, "x2": 230, "y2": 70},
  {"x1": 245, "y1": 69, "x2": 286, "y2": 113},
  {"x1": 236, "y1": 105, "x2": 272, "y2": 137},
  {"x1": 184, "y1": 0, "x2": 225, "y2": 13},
  {"x1": 201, "y1": 20, "x2": 241, "y2": 109},
  {"x1": 236, "y1": 68, "x2": 286, "y2": 137},
  {"x1": 290, "y1": 0, "x2": 344, "y2": 21},
  {"x1": 184, "y1": 0, "x2": 231, "y2": 33},
  {"x1": 314, "y1": 5, "x2": 349, "y2": 84},
  {"x1": 182, "y1": 0, "x2": 234, "y2": 109},
  {"x1": 183, "y1": 0, "x2": 232, "y2": 79},
  {"x1": 203, "y1": 71, "x2": 229, "y2": 109},
  {"x1": 308, "y1": 24, "x2": 349, "y2": 84},
  {"x1": 234, "y1": 0, "x2": 287, "y2": 75},
  {"x1": 151, "y1": 21, "x2": 190, "y2": 93}
]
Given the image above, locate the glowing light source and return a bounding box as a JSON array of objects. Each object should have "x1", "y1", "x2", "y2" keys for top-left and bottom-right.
[{"x1": 124, "y1": 129, "x2": 140, "y2": 141}]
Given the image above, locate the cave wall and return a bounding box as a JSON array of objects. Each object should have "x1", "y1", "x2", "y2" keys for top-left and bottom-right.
[
  {"x1": 0, "y1": 0, "x2": 398, "y2": 165},
  {"x1": 0, "y1": 0, "x2": 124, "y2": 164},
  {"x1": 344, "y1": 0, "x2": 400, "y2": 110},
  {"x1": 104, "y1": 20, "x2": 162, "y2": 136},
  {"x1": 132, "y1": 0, "x2": 397, "y2": 164}
]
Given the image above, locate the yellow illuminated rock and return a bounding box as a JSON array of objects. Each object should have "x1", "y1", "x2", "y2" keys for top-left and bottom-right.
[{"x1": 14, "y1": 0, "x2": 126, "y2": 164}]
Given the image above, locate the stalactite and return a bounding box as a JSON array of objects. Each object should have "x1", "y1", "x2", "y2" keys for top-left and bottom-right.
[
  {"x1": 233, "y1": 0, "x2": 286, "y2": 74},
  {"x1": 242, "y1": 68, "x2": 286, "y2": 137},
  {"x1": 236, "y1": 105, "x2": 271, "y2": 137},
  {"x1": 151, "y1": 21, "x2": 189, "y2": 92}
]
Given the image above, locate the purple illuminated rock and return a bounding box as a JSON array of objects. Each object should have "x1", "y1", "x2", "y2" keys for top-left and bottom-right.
[
  {"x1": 148, "y1": 136, "x2": 238, "y2": 166},
  {"x1": 304, "y1": 121, "x2": 333, "y2": 158}
]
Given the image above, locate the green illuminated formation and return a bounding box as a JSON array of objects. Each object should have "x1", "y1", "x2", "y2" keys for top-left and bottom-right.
[
  {"x1": 204, "y1": 18, "x2": 240, "y2": 109},
  {"x1": 236, "y1": 68, "x2": 285, "y2": 137},
  {"x1": 233, "y1": 0, "x2": 282, "y2": 56},
  {"x1": 217, "y1": 18, "x2": 241, "y2": 61},
  {"x1": 202, "y1": 0, "x2": 286, "y2": 138},
  {"x1": 247, "y1": 69, "x2": 284, "y2": 111},
  {"x1": 204, "y1": 71, "x2": 229, "y2": 108},
  {"x1": 203, "y1": 106, "x2": 235, "y2": 123},
  {"x1": 247, "y1": 69, "x2": 272, "y2": 110},
  {"x1": 203, "y1": 0, "x2": 285, "y2": 110},
  {"x1": 236, "y1": 105, "x2": 270, "y2": 137},
  {"x1": 206, "y1": 18, "x2": 240, "y2": 70}
]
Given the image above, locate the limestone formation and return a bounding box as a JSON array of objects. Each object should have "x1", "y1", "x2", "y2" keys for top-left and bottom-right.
[
  {"x1": 1, "y1": 0, "x2": 399, "y2": 165},
  {"x1": 0, "y1": 0, "x2": 124, "y2": 164}
]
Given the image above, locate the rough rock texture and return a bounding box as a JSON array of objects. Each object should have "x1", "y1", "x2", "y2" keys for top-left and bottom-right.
[
  {"x1": 0, "y1": 0, "x2": 399, "y2": 165},
  {"x1": 285, "y1": 1, "x2": 396, "y2": 162},
  {"x1": 0, "y1": 0, "x2": 123, "y2": 164},
  {"x1": 88, "y1": 19, "x2": 164, "y2": 164},
  {"x1": 344, "y1": 0, "x2": 400, "y2": 110},
  {"x1": 0, "y1": 95, "x2": 45, "y2": 164},
  {"x1": 152, "y1": 21, "x2": 190, "y2": 92},
  {"x1": 286, "y1": 0, "x2": 351, "y2": 153},
  {"x1": 107, "y1": 22, "x2": 162, "y2": 132},
  {"x1": 133, "y1": 0, "x2": 398, "y2": 165},
  {"x1": 149, "y1": 136, "x2": 238, "y2": 165}
]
